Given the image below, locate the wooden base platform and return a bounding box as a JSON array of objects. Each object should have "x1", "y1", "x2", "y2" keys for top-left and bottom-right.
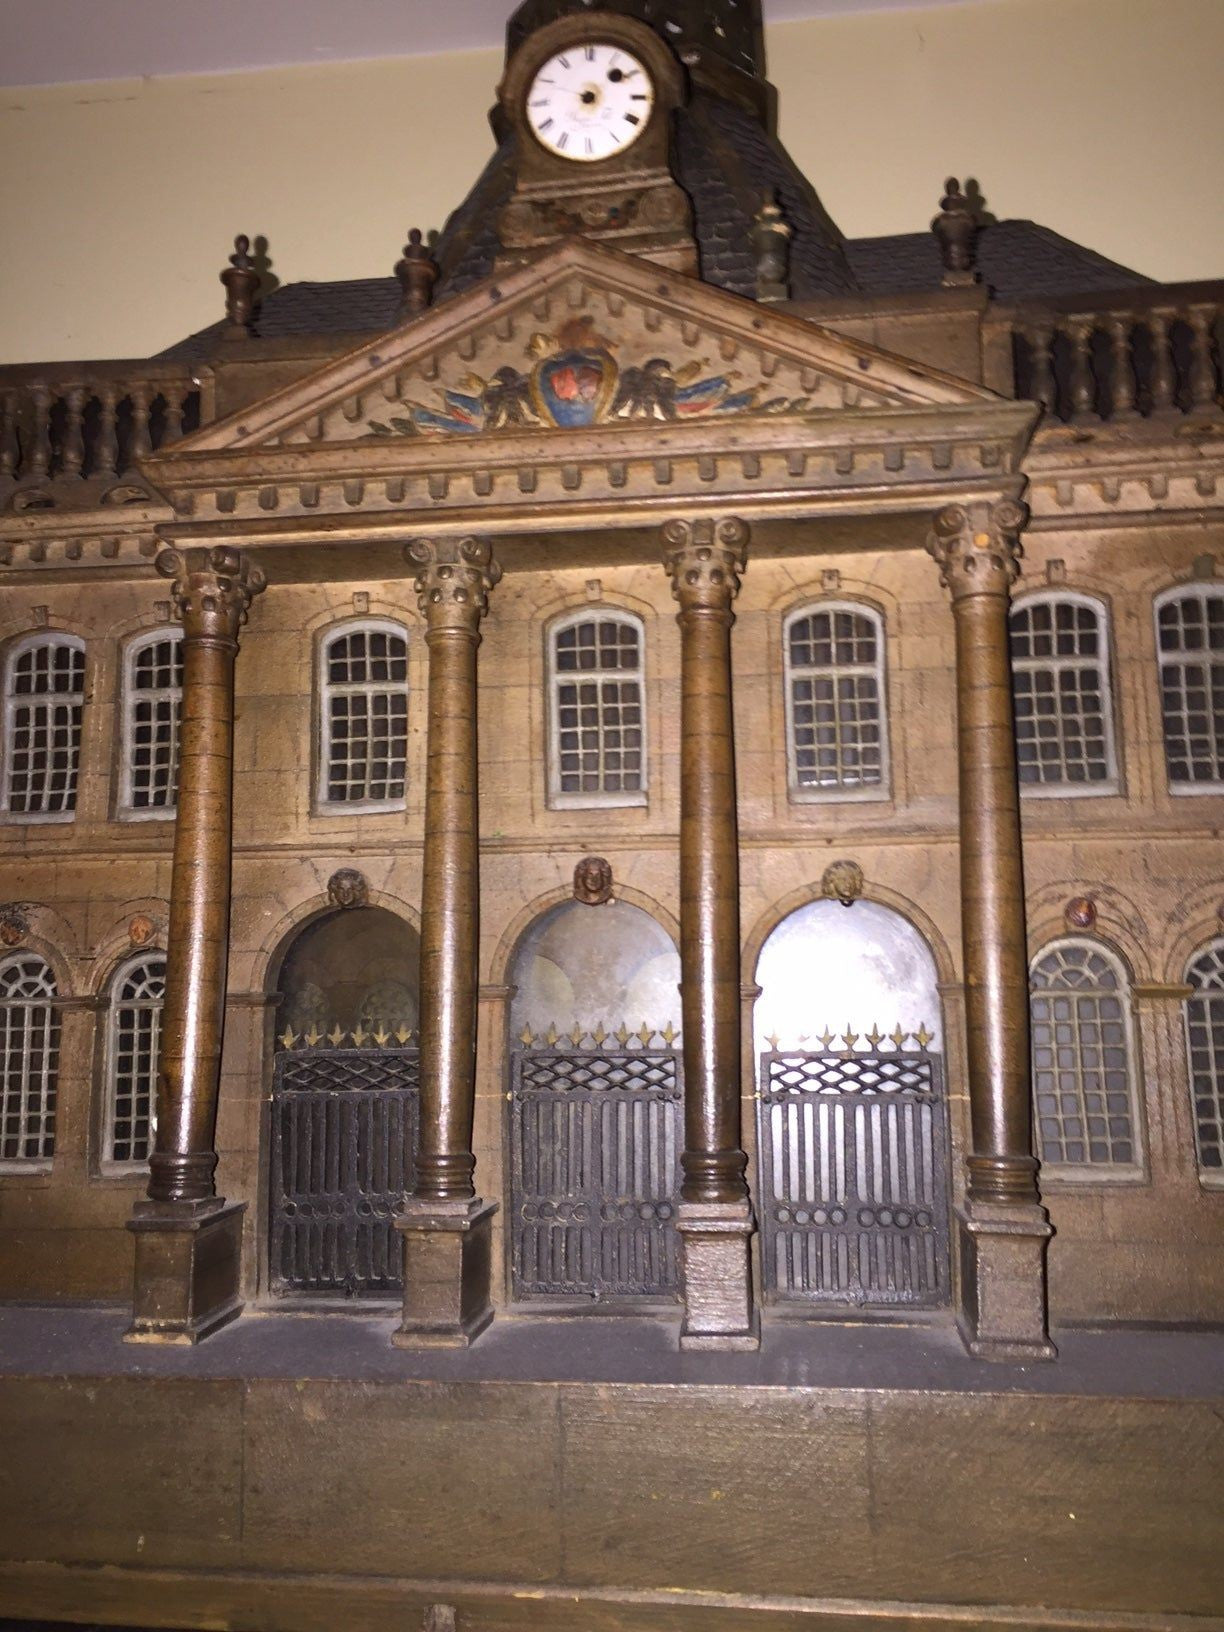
[{"x1": 0, "y1": 1308, "x2": 1221, "y2": 1632}]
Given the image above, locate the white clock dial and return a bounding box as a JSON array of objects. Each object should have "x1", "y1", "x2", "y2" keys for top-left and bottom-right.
[{"x1": 526, "y1": 43, "x2": 655, "y2": 163}]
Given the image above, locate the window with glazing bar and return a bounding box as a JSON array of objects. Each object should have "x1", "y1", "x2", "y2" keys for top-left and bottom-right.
[
  {"x1": 1156, "y1": 586, "x2": 1224, "y2": 792},
  {"x1": 784, "y1": 603, "x2": 888, "y2": 800},
  {"x1": 0, "y1": 954, "x2": 60, "y2": 1164},
  {"x1": 120, "y1": 631, "x2": 183, "y2": 817},
  {"x1": 1185, "y1": 941, "x2": 1224, "y2": 1184},
  {"x1": 1009, "y1": 594, "x2": 1118, "y2": 793},
  {"x1": 104, "y1": 954, "x2": 165, "y2": 1167},
  {"x1": 2, "y1": 635, "x2": 86, "y2": 821},
  {"x1": 548, "y1": 613, "x2": 646, "y2": 807},
  {"x1": 318, "y1": 622, "x2": 409, "y2": 810}
]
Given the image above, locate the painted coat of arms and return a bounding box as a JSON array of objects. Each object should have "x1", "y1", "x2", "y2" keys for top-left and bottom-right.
[{"x1": 367, "y1": 316, "x2": 809, "y2": 438}]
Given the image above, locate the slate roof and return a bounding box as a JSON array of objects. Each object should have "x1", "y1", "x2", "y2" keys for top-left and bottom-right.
[{"x1": 157, "y1": 89, "x2": 1153, "y2": 366}]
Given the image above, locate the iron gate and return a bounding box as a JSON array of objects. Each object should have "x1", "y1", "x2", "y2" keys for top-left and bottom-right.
[
  {"x1": 509, "y1": 1044, "x2": 682, "y2": 1302},
  {"x1": 268, "y1": 1047, "x2": 419, "y2": 1297},
  {"x1": 757, "y1": 1049, "x2": 950, "y2": 1307}
]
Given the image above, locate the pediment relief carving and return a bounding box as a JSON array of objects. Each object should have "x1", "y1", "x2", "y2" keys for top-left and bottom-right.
[{"x1": 157, "y1": 240, "x2": 993, "y2": 470}]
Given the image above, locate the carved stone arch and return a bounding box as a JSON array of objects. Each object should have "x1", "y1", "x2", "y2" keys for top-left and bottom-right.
[
  {"x1": 253, "y1": 886, "x2": 423, "y2": 1000},
  {"x1": 533, "y1": 578, "x2": 660, "y2": 632},
  {"x1": 489, "y1": 881, "x2": 680, "y2": 990},
  {"x1": 743, "y1": 876, "x2": 957, "y2": 990},
  {"x1": 764, "y1": 572, "x2": 901, "y2": 626},
  {"x1": 1162, "y1": 880, "x2": 1224, "y2": 985},
  {"x1": 0, "y1": 932, "x2": 77, "y2": 1000},
  {"x1": 86, "y1": 900, "x2": 169, "y2": 998},
  {"x1": 1026, "y1": 880, "x2": 1153, "y2": 984},
  {"x1": 302, "y1": 596, "x2": 418, "y2": 642},
  {"x1": 1028, "y1": 927, "x2": 1139, "y2": 986}
]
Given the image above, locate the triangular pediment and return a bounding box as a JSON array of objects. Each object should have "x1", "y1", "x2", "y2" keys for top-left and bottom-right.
[{"x1": 162, "y1": 239, "x2": 994, "y2": 466}]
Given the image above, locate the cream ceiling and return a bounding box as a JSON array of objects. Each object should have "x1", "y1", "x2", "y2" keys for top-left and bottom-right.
[{"x1": 0, "y1": 0, "x2": 980, "y2": 88}]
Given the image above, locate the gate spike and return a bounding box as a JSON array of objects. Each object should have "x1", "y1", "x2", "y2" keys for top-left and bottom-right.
[
  {"x1": 352, "y1": 1024, "x2": 369, "y2": 1048},
  {"x1": 615, "y1": 1023, "x2": 630, "y2": 1046},
  {"x1": 373, "y1": 1025, "x2": 390, "y2": 1048},
  {"x1": 592, "y1": 1022, "x2": 607, "y2": 1047},
  {"x1": 546, "y1": 1022, "x2": 559, "y2": 1047},
  {"x1": 766, "y1": 1032, "x2": 780, "y2": 1052},
  {"x1": 279, "y1": 1027, "x2": 297, "y2": 1051},
  {"x1": 818, "y1": 1028, "x2": 834, "y2": 1050},
  {"x1": 305, "y1": 1024, "x2": 323, "y2": 1048},
  {"x1": 662, "y1": 1021, "x2": 677, "y2": 1047},
  {"x1": 915, "y1": 1022, "x2": 934, "y2": 1051},
  {"x1": 890, "y1": 1025, "x2": 906, "y2": 1050},
  {"x1": 394, "y1": 1023, "x2": 411, "y2": 1045},
  {"x1": 866, "y1": 1023, "x2": 884, "y2": 1048},
  {"x1": 519, "y1": 1025, "x2": 535, "y2": 1048},
  {"x1": 842, "y1": 1028, "x2": 859, "y2": 1052},
  {"x1": 637, "y1": 1022, "x2": 653, "y2": 1047},
  {"x1": 326, "y1": 1024, "x2": 344, "y2": 1048},
  {"x1": 569, "y1": 1023, "x2": 585, "y2": 1048}
]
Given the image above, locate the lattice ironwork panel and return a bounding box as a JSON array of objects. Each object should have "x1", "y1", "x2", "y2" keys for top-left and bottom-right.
[
  {"x1": 757, "y1": 1051, "x2": 950, "y2": 1308},
  {"x1": 269, "y1": 1049, "x2": 419, "y2": 1297},
  {"x1": 510, "y1": 1049, "x2": 681, "y2": 1302}
]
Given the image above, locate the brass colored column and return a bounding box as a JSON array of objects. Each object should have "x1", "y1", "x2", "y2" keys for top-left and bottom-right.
[
  {"x1": 662, "y1": 517, "x2": 758, "y2": 1351},
  {"x1": 127, "y1": 544, "x2": 265, "y2": 1344},
  {"x1": 394, "y1": 536, "x2": 500, "y2": 1349},
  {"x1": 928, "y1": 498, "x2": 1054, "y2": 1360}
]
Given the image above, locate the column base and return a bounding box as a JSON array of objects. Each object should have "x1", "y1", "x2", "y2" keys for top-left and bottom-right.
[
  {"x1": 124, "y1": 1199, "x2": 246, "y2": 1346},
  {"x1": 956, "y1": 1197, "x2": 1057, "y2": 1362},
  {"x1": 677, "y1": 1200, "x2": 759, "y2": 1352},
  {"x1": 392, "y1": 1198, "x2": 497, "y2": 1350}
]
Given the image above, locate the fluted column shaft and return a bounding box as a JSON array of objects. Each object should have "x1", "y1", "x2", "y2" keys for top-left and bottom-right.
[
  {"x1": 147, "y1": 545, "x2": 264, "y2": 1206},
  {"x1": 663, "y1": 517, "x2": 750, "y2": 1206},
  {"x1": 929, "y1": 498, "x2": 1038, "y2": 1206},
  {"x1": 408, "y1": 537, "x2": 500, "y2": 1203}
]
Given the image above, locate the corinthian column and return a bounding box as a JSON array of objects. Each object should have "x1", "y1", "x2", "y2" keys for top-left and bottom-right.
[
  {"x1": 126, "y1": 543, "x2": 265, "y2": 1345},
  {"x1": 662, "y1": 517, "x2": 758, "y2": 1351},
  {"x1": 394, "y1": 536, "x2": 500, "y2": 1349},
  {"x1": 928, "y1": 497, "x2": 1055, "y2": 1361}
]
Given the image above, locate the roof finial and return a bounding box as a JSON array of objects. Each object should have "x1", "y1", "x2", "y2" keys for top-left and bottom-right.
[
  {"x1": 396, "y1": 228, "x2": 439, "y2": 320},
  {"x1": 752, "y1": 191, "x2": 792, "y2": 305},
  {"x1": 931, "y1": 178, "x2": 980, "y2": 287},
  {"x1": 220, "y1": 234, "x2": 261, "y2": 338}
]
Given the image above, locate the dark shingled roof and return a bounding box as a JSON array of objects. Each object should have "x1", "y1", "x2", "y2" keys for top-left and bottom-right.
[{"x1": 157, "y1": 94, "x2": 1153, "y2": 366}]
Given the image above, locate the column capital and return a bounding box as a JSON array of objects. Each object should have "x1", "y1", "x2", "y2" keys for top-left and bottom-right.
[
  {"x1": 661, "y1": 517, "x2": 749, "y2": 614},
  {"x1": 155, "y1": 545, "x2": 266, "y2": 641},
  {"x1": 927, "y1": 497, "x2": 1026, "y2": 599},
  {"x1": 406, "y1": 536, "x2": 501, "y2": 633}
]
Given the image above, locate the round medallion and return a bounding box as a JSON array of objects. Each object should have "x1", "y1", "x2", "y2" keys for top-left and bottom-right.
[{"x1": 526, "y1": 43, "x2": 655, "y2": 162}]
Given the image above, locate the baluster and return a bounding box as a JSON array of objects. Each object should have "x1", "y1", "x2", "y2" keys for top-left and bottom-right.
[
  {"x1": 27, "y1": 383, "x2": 52, "y2": 479},
  {"x1": 127, "y1": 383, "x2": 152, "y2": 467},
  {"x1": 1187, "y1": 304, "x2": 1220, "y2": 414},
  {"x1": 61, "y1": 384, "x2": 86, "y2": 479},
  {"x1": 1148, "y1": 310, "x2": 1177, "y2": 412},
  {"x1": 0, "y1": 392, "x2": 18, "y2": 478},
  {"x1": 1107, "y1": 314, "x2": 1138, "y2": 420},
  {"x1": 94, "y1": 383, "x2": 120, "y2": 476},
  {"x1": 1068, "y1": 319, "x2": 1098, "y2": 423},
  {"x1": 1025, "y1": 323, "x2": 1056, "y2": 415},
  {"x1": 161, "y1": 385, "x2": 187, "y2": 444}
]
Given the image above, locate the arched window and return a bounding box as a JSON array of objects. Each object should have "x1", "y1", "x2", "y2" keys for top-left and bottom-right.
[
  {"x1": 317, "y1": 621, "x2": 409, "y2": 810},
  {"x1": 1155, "y1": 585, "x2": 1224, "y2": 792},
  {"x1": 783, "y1": 603, "x2": 888, "y2": 800},
  {"x1": 0, "y1": 954, "x2": 60, "y2": 1163},
  {"x1": 1184, "y1": 940, "x2": 1224, "y2": 1183},
  {"x1": 2, "y1": 634, "x2": 86, "y2": 821},
  {"x1": 1009, "y1": 593, "x2": 1118, "y2": 793},
  {"x1": 547, "y1": 611, "x2": 646, "y2": 807},
  {"x1": 1030, "y1": 941, "x2": 1142, "y2": 1178},
  {"x1": 119, "y1": 630, "x2": 183, "y2": 817},
  {"x1": 104, "y1": 954, "x2": 165, "y2": 1167}
]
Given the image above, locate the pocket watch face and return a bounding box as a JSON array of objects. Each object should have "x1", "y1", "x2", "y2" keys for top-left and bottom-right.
[{"x1": 526, "y1": 43, "x2": 655, "y2": 162}]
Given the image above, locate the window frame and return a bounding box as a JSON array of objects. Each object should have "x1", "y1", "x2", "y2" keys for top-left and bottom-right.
[
  {"x1": 1009, "y1": 590, "x2": 1120, "y2": 799},
  {"x1": 782, "y1": 600, "x2": 891, "y2": 805},
  {"x1": 315, "y1": 618, "x2": 411, "y2": 815},
  {"x1": 1, "y1": 632, "x2": 87, "y2": 825},
  {"x1": 100, "y1": 951, "x2": 166, "y2": 1174},
  {"x1": 1183, "y1": 938, "x2": 1224, "y2": 1190},
  {"x1": 1029, "y1": 936, "x2": 1146, "y2": 1185},
  {"x1": 0, "y1": 951, "x2": 61, "y2": 1171},
  {"x1": 546, "y1": 608, "x2": 649, "y2": 811},
  {"x1": 117, "y1": 627, "x2": 183, "y2": 822},
  {"x1": 1153, "y1": 584, "x2": 1224, "y2": 796}
]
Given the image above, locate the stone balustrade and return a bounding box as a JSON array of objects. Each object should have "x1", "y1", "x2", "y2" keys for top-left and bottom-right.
[
  {"x1": 996, "y1": 281, "x2": 1223, "y2": 425},
  {"x1": 0, "y1": 362, "x2": 202, "y2": 511}
]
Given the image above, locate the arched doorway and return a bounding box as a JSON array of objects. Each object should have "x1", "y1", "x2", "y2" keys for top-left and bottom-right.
[
  {"x1": 754, "y1": 898, "x2": 951, "y2": 1309},
  {"x1": 506, "y1": 898, "x2": 682, "y2": 1305},
  {"x1": 268, "y1": 906, "x2": 421, "y2": 1300}
]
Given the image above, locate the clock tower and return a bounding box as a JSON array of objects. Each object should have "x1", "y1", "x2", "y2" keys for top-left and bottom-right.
[{"x1": 496, "y1": 10, "x2": 698, "y2": 274}]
